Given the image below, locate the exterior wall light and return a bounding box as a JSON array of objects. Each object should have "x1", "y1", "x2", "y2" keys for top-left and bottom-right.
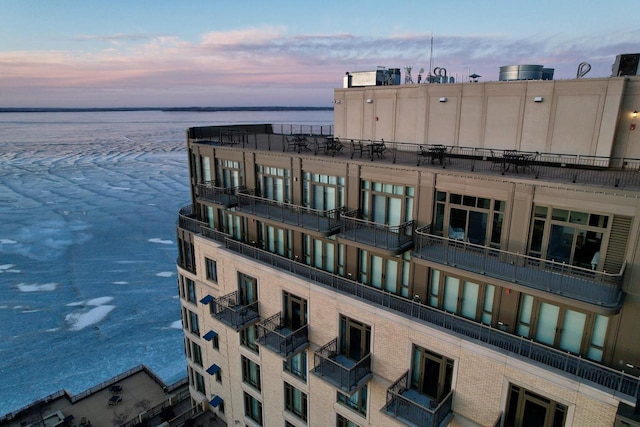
[
  {"x1": 366, "y1": 99, "x2": 374, "y2": 104},
  {"x1": 633, "y1": 110, "x2": 638, "y2": 119},
  {"x1": 534, "y1": 96, "x2": 543, "y2": 102},
  {"x1": 439, "y1": 97, "x2": 447, "y2": 103}
]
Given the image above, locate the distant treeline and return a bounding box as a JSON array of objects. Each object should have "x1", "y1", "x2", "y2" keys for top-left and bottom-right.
[{"x1": 0, "y1": 106, "x2": 333, "y2": 113}]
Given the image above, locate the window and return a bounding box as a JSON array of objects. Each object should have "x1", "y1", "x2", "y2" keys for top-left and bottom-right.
[
  {"x1": 516, "y1": 294, "x2": 609, "y2": 360},
  {"x1": 284, "y1": 382, "x2": 308, "y2": 422},
  {"x1": 178, "y1": 236, "x2": 196, "y2": 272},
  {"x1": 337, "y1": 385, "x2": 367, "y2": 416},
  {"x1": 411, "y1": 345, "x2": 453, "y2": 402},
  {"x1": 358, "y1": 250, "x2": 411, "y2": 298},
  {"x1": 191, "y1": 341, "x2": 203, "y2": 367},
  {"x1": 360, "y1": 181, "x2": 414, "y2": 226},
  {"x1": 303, "y1": 235, "x2": 341, "y2": 273},
  {"x1": 340, "y1": 316, "x2": 371, "y2": 361},
  {"x1": 212, "y1": 334, "x2": 219, "y2": 350},
  {"x1": 240, "y1": 324, "x2": 260, "y2": 354},
  {"x1": 192, "y1": 368, "x2": 205, "y2": 394},
  {"x1": 183, "y1": 277, "x2": 196, "y2": 304},
  {"x1": 428, "y1": 269, "x2": 496, "y2": 324},
  {"x1": 505, "y1": 384, "x2": 567, "y2": 427},
  {"x1": 201, "y1": 155, "x2": 212, "y2": 182},
  {"x1": 242, "y1": 356, "x2": 262, "y2": 391},
  {"x1": 283, "y1": 351, "x2": 307, "y2": 382},
  {"x1": 528, "y1": 206, "x2": 612, "y2": 271},
  {"x1": 187, "y1": 310, "x2": 200, "y2": 336},
  {"x1": 303, "y1": 172, "x2": 344, "y2": 210},
  {"x1": 283, "y1": 292, "x2": 307, "y2": 330},
  {"x1": 238, "y1": 272, "x2": 258, "y2": 305},
  {"x1": 258, "y1": 222, "x2": 293, "y2": 257},
  {"x1": 256, "y1": 164, "x2": 290, "y2": 202},
  {"x1": 205, "y1": 258, "x2": 218, "y2": 282},
  {"x1": 434, "y1": 191, "x2": 505, "y2": 248},
  {"x1": 244, "y1": 392, "x2": 263, "y2": 425},
  {"x1": 221, "y1": 211, "x2": 246, "y2": 241},
  {"x1": 216, "y1": 158, "x2": 243, "y2": 188},
  {"x1": 337, "y1": 414, "x2": 360, "y2": 427}
]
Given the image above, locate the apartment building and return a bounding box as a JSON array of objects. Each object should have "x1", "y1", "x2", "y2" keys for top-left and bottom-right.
[{"x1": 176, "y1": 74, "x2": 640, "y2": 426}]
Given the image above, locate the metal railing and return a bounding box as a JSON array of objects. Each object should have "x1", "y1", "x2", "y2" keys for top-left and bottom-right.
[
  {"x1": 237, "y1": 190, "x2": 342, "y2": 235},
  {"x1": 312, "y1": 338, "x2": 372, "y2": 393},
  {"x1": 413, "y1": 225, "x2": 624, "y2": 308},
  {"x1": 385, "y1": 371, "x2": 453, "y2": 427},
  {"x1": 181, "y1": 210, "x2": 640, "y2": 402},
  {"x1": 195, "y1": 182, "x2": 242, "y2": 207},
  {"x1": 211, "y1": 291, "x2": 260, "y2": 330},
  {"x1": 272, "y1": 123, "x2": 334, "y2": 136},
  {"x1": 339, "y1": 209, "x2": 414, "y2": 253},
  {"x1": 178, "y1": 205, "x2": 206, "y2": 234},
  {"x1": 120, "y1": 387, "x2": 191, "y2": 427},
  {"x1": 256, "y1": 312, "x2": 309, "y2": 357}
]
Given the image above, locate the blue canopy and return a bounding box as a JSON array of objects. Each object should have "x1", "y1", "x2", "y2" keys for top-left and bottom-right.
[
  {"x1": 210, "y1": 395, "x2": 223, "y2": 407},
  {"x1": 202, "y1": 330, "x2": 218, "y2": 341},
  {"x1": 206, "y1": 364, "x2": 220, "y2": 375},
  {"x1": 200, "y1": 295, "x2": 214, "y2": 304}
]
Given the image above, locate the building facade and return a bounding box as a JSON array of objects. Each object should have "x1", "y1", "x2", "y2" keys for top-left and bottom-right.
[{"x1": 177, "y1": 76, "x2": 640, "y2": 426}]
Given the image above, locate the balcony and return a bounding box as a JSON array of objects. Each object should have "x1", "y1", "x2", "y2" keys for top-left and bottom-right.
[
  {"x1": 195, "y1": 182, "x2": 241, "y2": 208},
  {"x1": 236, "y1": 190, "x2": 342, "y2": 236},
  {"x1": 256, "y1": 312, "x2": 309, "y2": 357},
  {"x1": 338, "y1": 209, "x2": 414, "y2": 255},
  {"x1": 177, "y1": 205, "x2": 206, "y2": 234},
  {"x1": 384, "y1": 371, "x2": 453, "y2": 427},
  {"x1": 211, "y1": 291, "x2": 260, "y2": 331},
  {"x1": 413, "y1": 225, "x2": 624, "y2": 311},
  {"x1": 312, "y1": 338, "x2": 372, "y2": 394}
]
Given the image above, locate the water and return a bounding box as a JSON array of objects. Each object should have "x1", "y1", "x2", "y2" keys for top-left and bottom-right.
[{"x1": 0, "y1": 109, "x2": 333, "y2": 415}]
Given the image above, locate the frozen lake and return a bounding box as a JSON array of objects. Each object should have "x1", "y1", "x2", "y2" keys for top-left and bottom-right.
[{"x1": 0, "y1": 109, "x2": 333, "y2": 415}]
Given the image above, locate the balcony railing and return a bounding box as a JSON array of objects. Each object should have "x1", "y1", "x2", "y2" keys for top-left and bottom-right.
[
  {"x1": 180, "y1": 209, "x2": 640, "y2": 403},
  {"x1": 385, "y1": 371, "x2": 453, "y2": 427},
  {"x1": 195, "y1": 182, "x2": 242, "y2": 207},
  {"x1": 256, "y1": 312, "x2": 309, "y2": 357},
  {"x1": 211, "y1": 290, "x2": 260, "y2": 331},
  {"x1": 339, "y1": 209, "x2": 414, "y2": 254},
  {"x1": 312, "y1": 338, "x2": 372, "y2": 393},
  {"x1": 177, "y1": 205, "x2": 206, "y2": 234},
  {"x1": 236, "y1": 190, "x2": 342, "y2": 236},
  {"x1": 413, "y1": 225, "x2": 624, "y2": 310}
]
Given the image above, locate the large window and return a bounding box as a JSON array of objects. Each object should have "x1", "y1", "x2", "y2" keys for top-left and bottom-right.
[
  {"x1": 238, "y1": 272, "x2": 258, "y2": 305},
  {"x1": 243, "y1": 392, "x2": 263, "y2": 425},
  {"x1": 220, "y1": 211, "x2": 246, "y2": 241},
  {"x1": 505, "y1": 384, "x2": 567, "y2": 427},
  {"x1": 187, "y1": 310, "x2": 200, "y2": 336},
  {"x1": 528, "y1": 206, "x2": 610, "y2": 270},
  {"x1": 190, "y1": 367, "x2": 205, "y2": 395},
  {"x1": 337, "y1": 385, "x2": 367, "y2": 416},
  {"x1": 340, "y1": 316, "x2": 371, "y2": 362},
  {"x1": 216, "y1": 159, "x2": 243, "y2": 188},
  {"x1": 258, "y1": 222, "x2": 292, "y2": 258},
  {"x1": 240, "y1": 324, "x2": 260, "y2": 354},
  {"x1": 185, "y1": 278, "x2": 197, "y2": 304},
  {"x1": 428, "y1": 270, "x2": 496, "y2": 324},
  {"x1": 191, "y1": 341, "x2": 202, "y2": 367},
  {"x1": 256, "y1": 165, "x2": 290, "y2": 202},
  {"x1": 516, "y1": 294, "x2": 609, "y2": 360},
  {"x1": 201, "y1": 155, "x2": 212, "y2": 182},
  {"x1": 411, "y1": 345, "x2": 453, "y2": 402},
  {"x1": 360, "y1": 181, "x2": 414, "y2": 226},
  {"x1": 303, "y1": 235, "x2": 342, "y2": 274},
  {"x1": 241, "y1": 356, "x2": 261, "y2": 391},
  {"x1": 283, "y1": 292, "x2": 307, "y2": 330},
  {"x1": 358, "y1": 250, "x2": 410, "y2": 297},
  {"x1": 434, "y1": 191, "x2": 505, "y2": 248},
  {"x1": 284, "y1": 382, "x2": 308, "y2": 422},
  {"x1": 284, "y1": 351, "x2": 307, "y2": 382},
  {"x1": 205, "y1": 258, "x2": 218, "y2": 282},
  {"x1": 303, "y1": 172, "x2": 344, "y2": 210}
]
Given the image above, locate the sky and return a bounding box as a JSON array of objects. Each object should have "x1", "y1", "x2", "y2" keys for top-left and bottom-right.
[{"x1": 0, "y1": 0, "x2": 638, "y2": 108}]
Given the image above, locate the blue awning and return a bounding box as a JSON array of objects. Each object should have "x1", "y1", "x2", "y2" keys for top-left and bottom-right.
[
  {"x1": 209, "y1": 395, "x2": 223, "y2": 407},
  {"x1": 202, "y1": 330, "x2": 218, "y2": 341},
  {"x1": 206, "y1": 364, "x2": 220, "y2": 375},
  {"x1": 200, "y1": 295, "x2": 214, "y2": 304}
]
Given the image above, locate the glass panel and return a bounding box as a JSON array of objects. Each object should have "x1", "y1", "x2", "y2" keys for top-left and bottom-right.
[
  {"x1": 574, "y1": 231, "x2": 602, "y2": 269},
  {"x1": 429, "y1": 270, "x2": 440, "y2": 307},
  {"x1": 313, "y1": 185, "x2": 324, "y2": 209},
  {"x1": 522, "y1": 398, "x2": 548, "y2": 427},
  {"x1": 569, "y1": 211, "x2": 588, "y2": 225},
  {"x1": 449, "y1": 208, "x2": 467, "y2": 240},
  {"x1": 411, "y1": 346, "x2": 421, "y2": 388},
  {"x1": 551, "y1": 209, "x2": 569, "y2": 221},
  {"x1": 313, "y1": 239, "x2": 323, "y2": 268},
  {"x1": 468, "y1": 211, "x2": 488, "y2": 245},
  {"x1": 388, "y1": 197, "x2": 402, "y2": 227},
  {"x1": 591, "y1": 315, "x2": 608, "y2": 347},
  {"x1": 482, "y1": 285, "x2": 495, "y2": 324},
  {"x1": 547, "y1": 225, "x2": 574, "y2": 263},
  {"x1": 443, "y1": 276, "x2": 460, "y2": 312},
  {"x1": 535, "y1": 303, "x2": 560, "y2": 345},
  {"x1": 203, "y1": 157, "x2": 211, "y2": 181},
  {"x1": 372, "y1": 194, "x2": 386, "y2": 223},
  {"x1": 384, "y1": 259, "x2": 398, "y2": 294},
  {"x1": 559, "y1": 309, "x2": 586, "y2": 353},
  {"x1": 326, "y1": 186, "x2": 336, "y2": 210},
  {"x1": 207, "y1": 206, "x2": 215, "y2": 228},
  {"x1": 461, "y1": 281, "x2": 479, "y2": 319},
  {"x1": 491, "y1": 213, "x2": 503, "y2": 246},
  {"x1": 530, "y1": 219, "x2": 545, "y2": 254},
  {"x1": 434, "y1": 204, "x2": 445, "y2": 234},
  {"x1": 370, "y1": 256, "x2": 382, "y2": 289},
  {"x1": 517, "y1": 295, "x2": 534, "y2": 337},
  {"x1": 325, "y1": 242, "x2": 335, "y2": 273}
]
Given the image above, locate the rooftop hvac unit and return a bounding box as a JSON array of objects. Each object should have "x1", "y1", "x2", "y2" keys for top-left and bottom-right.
[{"x1": 612, "y1": 54, "x2": 640, "y2": 76}]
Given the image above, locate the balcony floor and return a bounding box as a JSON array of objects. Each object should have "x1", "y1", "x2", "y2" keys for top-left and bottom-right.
[
  {"x1": 240, "y1": 202, "x2": 340, "y2": 235},
  {"x1": 259, "y1": 326, "x2": 309, "y2": 356},
  {"x1": 339, "y1": 227, "x2": 413, "y2": 254}
]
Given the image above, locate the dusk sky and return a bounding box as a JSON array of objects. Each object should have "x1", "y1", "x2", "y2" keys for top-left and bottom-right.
[{"x1": 1, "y1": 0, "x2": 638, "y2": 108}]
